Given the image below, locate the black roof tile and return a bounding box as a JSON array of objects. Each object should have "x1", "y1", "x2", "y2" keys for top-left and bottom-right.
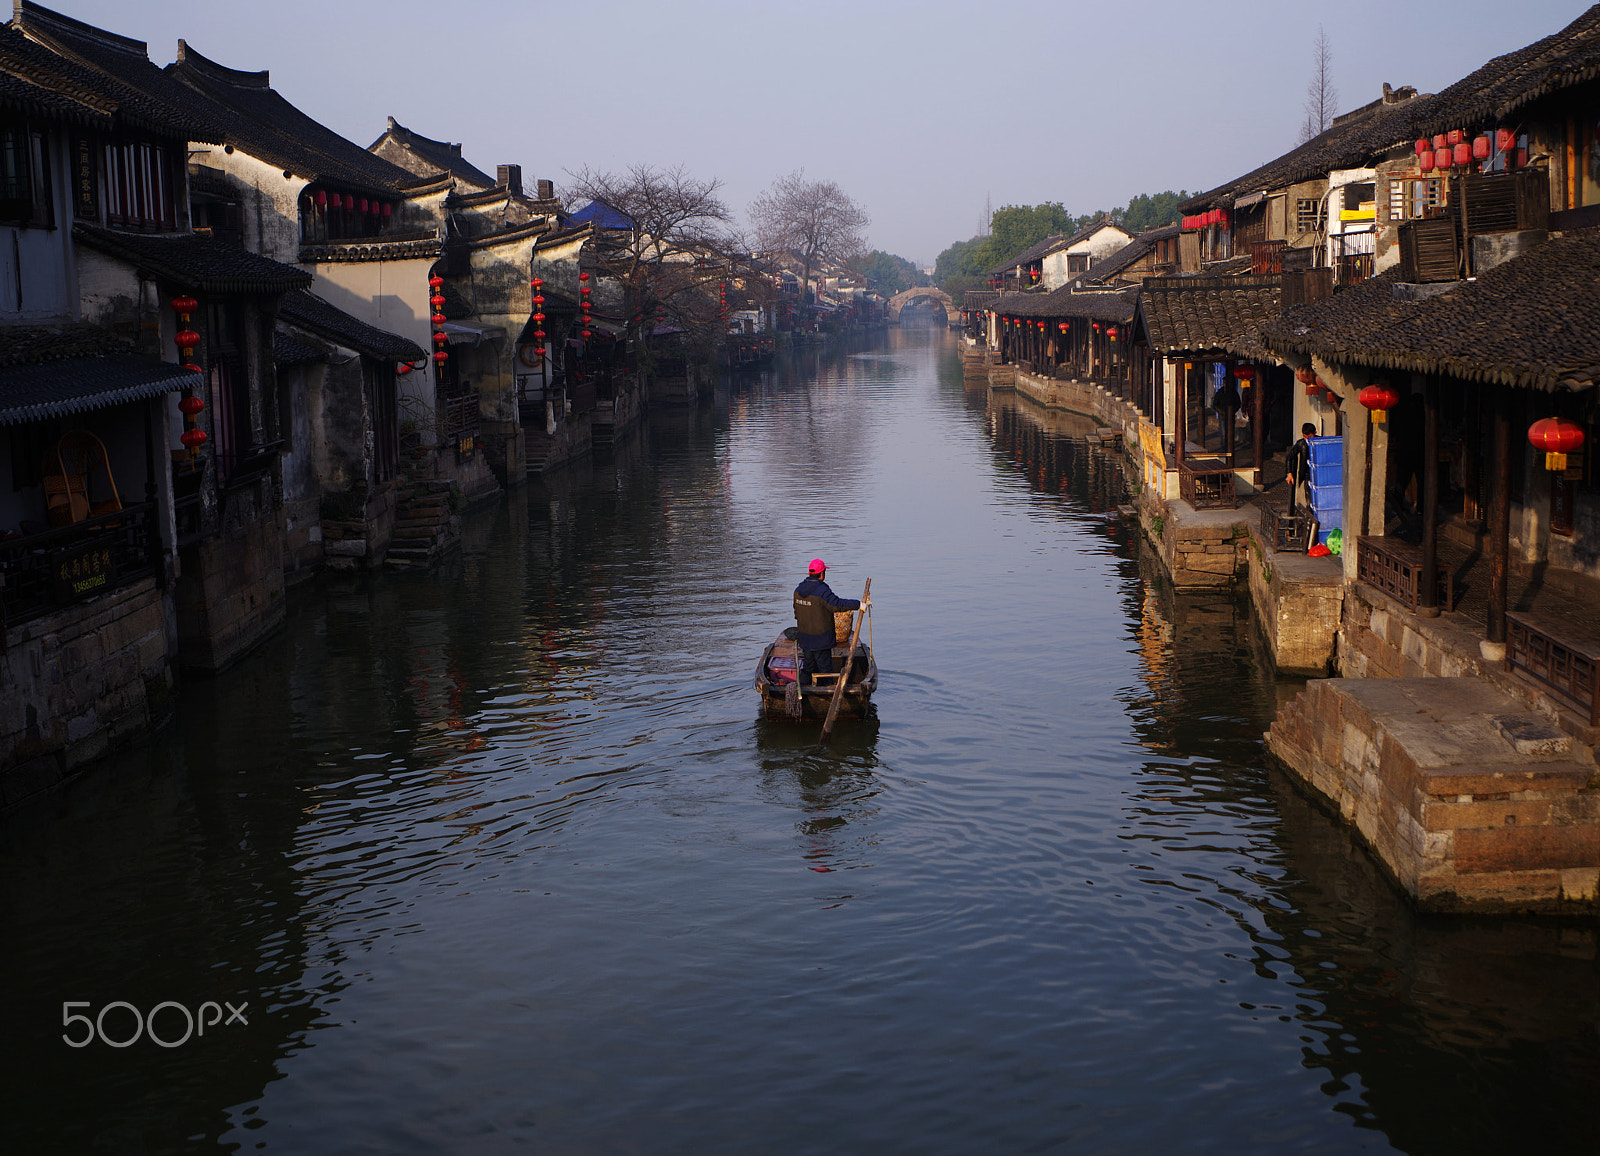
[
  {"x1": 168, "y1": 41, "x2": 425, "y2": 196},
  {"x1": 0, "y1": 351, "x2": 196, "y2": 424},
  {"x1": 277, "y1": 290, "x2": 426, "y2": 360},
  {"x1": 75, "y1": 222, "x2": 313, "y2": 294},
  {"x1": 1139, "y1": 275, "x2": 1283, "y2": 355},
  {"x1": 1259, "y1": 229, "x2": 1600, "y2": 391}
]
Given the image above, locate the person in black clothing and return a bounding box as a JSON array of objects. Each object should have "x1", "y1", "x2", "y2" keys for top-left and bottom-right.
[
  {"x1": 1286, "y1": 422, "x2": 1317, "y2": 514},
  {"x1": 792, "y1": 559, "x2": 864, "y2": 686}
]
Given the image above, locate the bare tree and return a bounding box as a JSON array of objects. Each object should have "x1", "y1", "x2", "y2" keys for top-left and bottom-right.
[
  {"x1": 565, "y1": 163, "x2": 739, "y2": 346},
  {"x1": 748, "y1": 169, "x2": 870, "y2": 302},
  {"x1": 1298, "y1": 26, "x2": 1339, "y2": 143}
]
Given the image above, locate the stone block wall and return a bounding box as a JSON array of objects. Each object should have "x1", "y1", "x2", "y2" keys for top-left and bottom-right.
[
  {"x1": 176, "y1": 480, "x2": 286, "y2": 673},
  {"x1": 1244, "y1": 527, "x2": 1344, "y2": 676},
  {"x1": 1268, "y1": 676, "x2": 1600, "y2": 913},
  {"x1": 0, "y1": 579, "x2": 175, "y2": 808},
  {"x1": 1338, "y1": 583, "x2": 1487, "y2": 681}
]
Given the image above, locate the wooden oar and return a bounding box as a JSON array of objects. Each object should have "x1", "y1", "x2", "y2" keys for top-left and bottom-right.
[{"x1": 817, "y1": 578, "x2": 870, "y2": 748}]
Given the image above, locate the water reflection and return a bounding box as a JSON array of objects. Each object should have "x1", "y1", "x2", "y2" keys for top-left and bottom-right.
[{"x1": 3, "y1": 329, "x2": 1596, "y2": 1154}]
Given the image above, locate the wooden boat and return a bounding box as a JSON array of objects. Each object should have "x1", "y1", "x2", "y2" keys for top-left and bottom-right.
[{"x1": 755, "y1": 627, "x2": 878, "y2": 719}]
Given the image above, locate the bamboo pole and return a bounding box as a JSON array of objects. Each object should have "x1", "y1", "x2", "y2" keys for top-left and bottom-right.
[{"x1": 818, "y1": 579, "x2": 870, "y2": 748}]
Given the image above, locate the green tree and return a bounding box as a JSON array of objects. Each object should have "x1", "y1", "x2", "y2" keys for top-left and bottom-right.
[
  {"x1": 1117, "y1": 190, "x2": 1190, "y2": 233},
  {"x1": 850, "y1": 249, "x2": 924, "y2": 294}
]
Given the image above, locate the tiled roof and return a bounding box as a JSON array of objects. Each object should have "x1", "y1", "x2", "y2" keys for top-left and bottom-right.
[
  {"x1": 983, "y1": 214, "x2": 1129, "y2": 276},
  {"x1": 1259, "y1": 230, "x2": 1600, "y2": 391},
  {"x1": 1181, "y1": 95, "x2": 1423, "y2": 212},
  {"x1": 1184, "y1": 9, "x2": 1600, "y2": 214},
  {"x1": 76, "y1": 223, "x2": 313, "y2": 294},
  {"x1": 167, "y1": 41, "x2": 425, "y2": 196},
  {"x1": 0, "y1": 322, "x2": 131, "y2": 367},
  {"x1": 0, "y1": 352, "x2": 196, "y2": 425},
  {"x1": 11, "y1": 2, "x2": 225, "y2": 142},
  {"x1": 0, "y1": 32, "x2": 113, "y2": 126},
  {"x1": 1139, "y1": 275, "x2": 1283, "y2": 355},
  {"x1": 298, "y1": 233, "x2": 443, "y2": 264},
  {"x1": 277, "y1": 291, "x2": 426, "y2": 360},
  {"x1": 1410, "y1": 6, "x2": 1600, "y2": 139},
  {"x1": 369, "y1": 117, "x2": 496, "y2": 189},
  {"x1": 962, "y1": 290, "x2": 999, "y2": 311},
  {"x1": 999, "y1": 285, "x2": 1139, "y2": 323},
  {"x1": 1083, "y1": 224, "x2": 1180, "y2": 283},
  {"x1": 272, "y1": 332, "x2": 323, "y2": 367}
]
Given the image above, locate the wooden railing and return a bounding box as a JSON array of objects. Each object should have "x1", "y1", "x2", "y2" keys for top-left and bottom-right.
[
  {"x1": 0, "y1": 503, "x2": 159, "y2": 631},
  {"x1": 1178, "y1": 455, "x2": 1237, "y2": 510},
  {"x1": 440, "y1": 391, "x2": 480, "y2": 458},
  {"x1": 1356, "y1": 536, "x2": 1454, "y2": 611},
  {"x1": 1506, "y1": 611, "x2": 1600, "y2": 727}
]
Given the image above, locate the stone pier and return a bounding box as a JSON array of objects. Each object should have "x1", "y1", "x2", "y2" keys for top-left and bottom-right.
[{"x1": 1268, "y1": 676, "x2": 1600, "y2": 913}]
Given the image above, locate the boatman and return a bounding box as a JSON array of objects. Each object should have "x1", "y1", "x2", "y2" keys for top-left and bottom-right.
[{"x1": 793, "y1": 559, "x2": 864, "y2": 687}]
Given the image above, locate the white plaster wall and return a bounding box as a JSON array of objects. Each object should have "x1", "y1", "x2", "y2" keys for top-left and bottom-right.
[
  {"x1": 189, "y1": 147, "x2": 306, "y2": 265},
  {"x1": 311, "y1": 257, "x2": 436, "y2": 422}
]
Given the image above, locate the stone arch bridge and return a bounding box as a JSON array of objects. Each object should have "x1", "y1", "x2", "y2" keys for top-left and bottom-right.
[{"x1": 887, "y1": 287, "x2": 954, "y2": 326}]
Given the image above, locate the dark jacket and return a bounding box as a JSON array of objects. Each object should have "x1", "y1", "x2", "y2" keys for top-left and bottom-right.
[
  {"x1": 793, "y1": 576, "x2": 860, "y2": 651},
  {"x1": 1287, "y1": 437, "x2": 1312, "y2": 485}
]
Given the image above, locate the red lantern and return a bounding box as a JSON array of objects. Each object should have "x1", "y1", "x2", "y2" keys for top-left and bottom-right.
[
  {"x1": 1432, "y1": 134, "x2": 1448, "y2": 150},
  {"x1": 343, "y1": 194, "x2": 354, "y2": 211},
  {"x1": 581, "y1": 329, "x2": 592, "y2": 339},
  {"x1": 1058, "y1": 322, "x2": 1068, "y2": 333},
  {"x1": 1436, "y1": 147, "x2": 1453, "y2": 169},
  {"x1": 381, "y1": 203, "x2": 392, "y2": 218},
  {"x1": 313, "y1": 189, "x2": 327, "y2": 208},
  {"x1": 433, "y1": 332, "x2": 449, "y2": 345},
  {"x1": 531, "y1": 277, "x2": 544, "y2": 289},
  {"x1": 1420, "y1": 151, "x2": 1435, "y2": 172},
  {"x1": 1453, "y1": 142, "x2": 1471, "y2": 166},
  {"x1": 1414, "y1": 138, "x2": 1429, "y2": 156},
  {"x1": 1233, "y1": 365, "x2": 1255, "y2": 381},
  {"x1": 1107, "y1": 326, "x2": 1119, "y2": 340},
  {"x1": 433, "y1": 350, "x2": 448, "y2": 363},
  {"x1": 579, "y1": 271, "x2": 590, "y2": 281},
  {"x1": 357, "y1": 198, "x2": 369, "y2": 213},
  {"x1": 178, "y1": 395, "x2": 204, "y2": 416},
  {"x1": 1447, "y1": 129, "x2": 1462, "y2": 146},
  {"x1": 1496, "y1": 127, "x2": 1516, "y2": 152},
  {"x1": 181, "y1": 428, "x2": 208, "y2": 449},
  {"x1": 431, "y1": 312, "x2": 446, "y2": 325},
  {"x1": 397, "y1": 362, "x2": 412, "y2": 375},
  {"x1": 1528, "y1": 417, "x2": 1585, "y2": 471},
  {"x1": 430, "y1": 294, "x2": 446, "y2": 309},
  {"x1": 1359, "y1": 382, "x2": 1400, "y2": 423},
  {"x1": 429, "y1": 276, "x2": 444, "y2": 289},
  {"x1": 534, "y1": 330, "x2": 546, "y2": 341},
  {"x1": 532, "y1": 294, "x2": 545, "y2": 306},
  {"x1": 532, "y1": 312, "x2": 545, "y2": 323},
  {"x1": 171, "y1": 295, "x2": 198, "y2": 315},
  {"x1": 1473, "y1": 135, "x2": 1491, "y2": 160}
]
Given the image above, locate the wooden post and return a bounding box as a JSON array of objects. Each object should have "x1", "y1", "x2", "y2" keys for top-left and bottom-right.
[
  {"x1": 1252, "y1": 366, "x2": 1265, "y2": 478},
  {"x1": 1487, "y1": 390, "x2": 1512, "y2": 644},
  {"x1": 1420, "y1": 376, "x2": 1440, "y2": 616},
  {"x1": 1175, "y1": 361, "x2": 1187, "y2": 468}
]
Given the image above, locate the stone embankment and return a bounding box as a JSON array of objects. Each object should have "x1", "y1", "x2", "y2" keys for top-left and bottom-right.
[{"x1": 963, "y1": 339, "x2": 1600, "y2": 913}]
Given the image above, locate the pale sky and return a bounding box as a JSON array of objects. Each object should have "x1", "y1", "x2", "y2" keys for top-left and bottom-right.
[{"x1": 46, "y1": 0, "x2": 1595, "y2": 266}]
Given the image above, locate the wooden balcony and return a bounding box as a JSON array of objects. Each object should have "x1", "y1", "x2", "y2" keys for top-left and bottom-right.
[
  {"x1": 1178, "y1": 455, "x2": 1237, "y2": 510},
  {"x1": 1356, "y1": 536, "x2": 1454, "y2": 612},
  {"x1": 1506, "y1": 610, "x2": 1600, "y2": 727}
]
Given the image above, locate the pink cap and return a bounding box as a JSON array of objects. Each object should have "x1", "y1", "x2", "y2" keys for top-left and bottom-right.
[{"x1": 808, "y1": 558, "x2": 826, "y2": 574}]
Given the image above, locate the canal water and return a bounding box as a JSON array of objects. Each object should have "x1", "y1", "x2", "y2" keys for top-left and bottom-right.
[{"x1": 3, "y1": 328, "x2": 1597, "y2": 1154}]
